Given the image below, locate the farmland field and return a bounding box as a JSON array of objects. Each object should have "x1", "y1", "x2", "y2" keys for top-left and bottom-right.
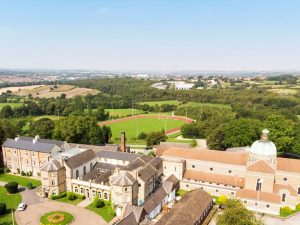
[
  {"x1": 178, "y1": 102, "x2": 231, "y2": 109},
  {"x1": 138, "y1": 100, "x2": 180, "y2": 106}
]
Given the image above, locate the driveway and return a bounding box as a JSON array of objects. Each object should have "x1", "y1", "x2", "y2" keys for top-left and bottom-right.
[
  {"x1": 261, "y1": 213, "x2": 300, "y2": 225},
  {"x1": 15, "y1": 199, "x2": 108, "y2": 225}
]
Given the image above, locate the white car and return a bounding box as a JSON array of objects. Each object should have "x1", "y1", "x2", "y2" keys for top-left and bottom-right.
[{"x1": 17, "y1": 203, "x2": 27, "y2": 211}]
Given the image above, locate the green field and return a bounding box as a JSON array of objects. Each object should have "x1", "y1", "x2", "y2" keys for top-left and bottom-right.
[
  {"x1": 0, "y1": 174, "x2": 41, "y2": 187},
  {"x1": 0, "y1": 102, "x2": 22, "y2": 109},
  {"x1": 0, "y1": 186, "x2": 21, "y2": 224},
  {"x1": 86, "y1": 200, "x2": 115, "y2": 222},
  {"x1": 33, "y1": 115, "x2": 62, "y2": 121},
  {"x1": 108, "y1": 117, "x2": 186, "y2": 142},
  {"x1": 178, "y1": 102, "x2": 231, "y2": 109},
  {"x1": 105, "y1": 108, "x2": 145, "y2": 117},
  {"x1": 138, "y1": 100, "x2": 180, "y2": 106}
]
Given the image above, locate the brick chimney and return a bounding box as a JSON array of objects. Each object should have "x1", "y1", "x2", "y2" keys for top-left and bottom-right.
[{"x1": 120, "y1": 132, "x2": 126, "y2": 152}]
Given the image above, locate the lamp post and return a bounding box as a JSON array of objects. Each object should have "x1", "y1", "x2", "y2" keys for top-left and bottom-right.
[{"x1": 256, "y1": 178, "x2": 264, "y2": 215}]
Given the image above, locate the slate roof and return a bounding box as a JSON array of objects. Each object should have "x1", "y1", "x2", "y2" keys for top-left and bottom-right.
[
  {"x1": 69, "y1": 143, "x2": 119, "y2": 152},
  {"x1": 138, "y1": 165, "x2": 157, "y2": 182},
  {"x1": 142, "y1": 186, "x2": 167, "y2": 214},
  {"x1": 40, "y1": 159, "x2": 63, "y2": 172},
  {"x1": 124, "y1": 205, "x2": 146, "y2": 223},
  {"x1": 96, "y1": 150, "x2": 140, "y2": 162},
  {"x1": 111, "y1": 172, "x2": 136, "y2": 186},
  {"x1": 2, "y1": 136, "x2": 64, "y2": 153},
  {"x1": 64, "y1": 149, "x2": 96, "y2": 169},
  {"x1": 82, "y1": 170, "x2": 112, "y2": 184},
  {"x1": 156, "y1": 189, "x2": 213, "y2": 225},
  {"x1": 93, "y1": 162, "x2": 122, "y2": 172},
  {"x1": 117, "y1": 212, "x2": 138, "y2": 225}
]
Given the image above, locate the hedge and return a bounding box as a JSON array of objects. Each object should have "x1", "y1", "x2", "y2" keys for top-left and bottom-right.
[
  {"x1": 27, "y1": 182, "x2": 33, "y2": 190},
  {"x1": 4, "y1": 182, "x2": 18, "y2": 194},
  {"x1": 0, "y1": 203, "x2": 6, "y2": 215}
]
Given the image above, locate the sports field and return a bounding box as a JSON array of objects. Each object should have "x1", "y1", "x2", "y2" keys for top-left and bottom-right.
[{"x1": 100, "y1": 115, "x2": 191, "y2": 141}]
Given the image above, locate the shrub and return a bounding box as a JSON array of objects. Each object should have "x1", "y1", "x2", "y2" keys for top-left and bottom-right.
[
  {"x1": 21, "y1": 171, "x2": 25, "y2": 176},
  {"x1": 0, "y1": 203, "x2": 6, "y2": 215},
  {"x1": 296, "y1": 203, "x2": 300, "y2": 212},
  {"x1": 76, "y1": 193, "x2": 85, "y2": 200},
  {"x1": 26, "y1": 171, "x2": 32, "y2": 176},
  {"x1": 93, "y1": 196, "x2": 102, "y2": 208},
  {"x1": 4, "y1": 167, "x2": 10, "y2": 173},
  {"x1": 67, "y1": 192, "x2": 77, "y2": 201},
  {"x1": 0, "y1": 168, "x2": 4, "y2": 174},
  {"x1": 280, "y1": 206, "x2": 294, "y2": 217},
  {"x1": 217, "y1": 195, "x2": 228, "y2": 205},
  {"x1": 137, "y1": 132, "x2": 147, "y2": 140},
  {"x1": 4, "y1": 182, "x2": 18, "y2": 194},
  {"x1": 27, "y1": 182, "x2": 33, "y2": 190},
  {"x1": 51, "y1": 192, "x2": 67, "y2": 200}
]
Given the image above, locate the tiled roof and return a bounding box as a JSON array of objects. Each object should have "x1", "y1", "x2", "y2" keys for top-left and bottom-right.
[
  {"x1": 40, "y1": 159, "x2": 62, "y2": 172},
  {"x1": 184, "y1": 170, "x2": 245, "y2": 188},
  {"x1": 124, "y1": 205, "x2": 146, "y2": 223},
  {"x1": 138, "y1": 165, "x2": 156, "y2": 182},
  {"x1": 142, "y1": 186, "x2": 167, "y2": 214},
  {"x1": 117, "y1": 212, "x2": 138, "y2": 225},
  {"x1": 2, "y1": 137, "x2": 63, "y2": 153},
  {"x1": 64, "y1": 149, "x2": 96, "y2": 169},
  {"x1": 162, "y1": 148, "x2": 249, "y2": 166},
  {"x1": 236, "y1": 189, "x2": 281, "y2": 204},
  {"x1": 156, "y1": 189, "x2": 213, "y2": 225},
  {"x1": 70, "y1": 143, "x2": 119, "y2": 152},
  {"x1": 273, "y1": 184, "x2": 297, "y2": 196},
  {"x1": 156, "y1": 142, "x2": 190, "y2": 156},
  {"x1": 96, "y1": 150, "x2": 140, "y2": 162},
  {"x1": 247, "y1": 160, "x2": 275, "y2": 174},
  {"x1": 277, "y1": 157, "x2": 300, "y2": 173}
]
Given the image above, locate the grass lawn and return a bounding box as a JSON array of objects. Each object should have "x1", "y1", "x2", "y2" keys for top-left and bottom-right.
[
  {"x1": 55, "y1": 197, "x2": 83, "y2": 205},
  {"x1": 40, "y1": 211, "x2": 74, "y2": 225},
  {"x1": 0, "y1": 186, "x2": 22, "y2": 225},
  {"x1": 0, "y1": 174, "x2": 41, "y2": 188},
  {"x1": 105, "y1": 108, "x2": 145, "y2": 117},
  {"x1": 176, "y1": 189, "x2": 188, "y2": 197},
  {"x1": 86, "y1": 200, "x2": 115, "y2": 223},
  {"x1": 139, "y1": 100, "x2": 180, "y2": 106},
  {"x1": 0, "y1": 102, "x2": 22, "y2": 109},
  {"x1": 108, "y1": 117, "x2": 186, "y2": 141}
]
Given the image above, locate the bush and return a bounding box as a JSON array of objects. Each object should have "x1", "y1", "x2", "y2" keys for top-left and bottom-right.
[
  {"x1": 217, "y1": 195, "x2": 228, "y2": 205},
  {"x1": 280, "y1": 206, "x2": 294, "y2": 217},
  {"x1": 4, "y1": 168, "x2": 10, "y2": 173},
  {"x1": 27, "y1": 182, "x2": 33, "y2": 190},
  {"x1": 93, "y1": 196, "x2": 103, "y2": 208},
  {"x1": 137, "y1": 132, "x2": 147, "y2": 140},
  {"x1": 26, "y1": 171, "x2": 32, "y2": 176},
  {"x1": 296, "y1": 203, "x2": 300, "y2": 212},
  {"x1": 0, "y1": 168, "x2": 4, "y2": 174},
  {"x1": 0, "y1": 203, "x2": 6, "y2": 215},
  {"x1": 50, "y1": 192, "x2": 67, "y2": 200},
  {"x1": 67, "y1": 192, "x2": 77, "y2": 201},
  {"x1": 21, "y1": 171, "x2": 25, "y2": 176},
  {"x1": 4, "y1": 182, "x2": 18, "y2": 194}
]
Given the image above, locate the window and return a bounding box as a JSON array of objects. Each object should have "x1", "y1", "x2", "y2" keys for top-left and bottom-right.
[
  {"x1": 51, "y1": 180, "x2": 55, "y2": 186},
  {"x1": 164, "y1": 167, "x2": 166, "y2": 169},
  {"x1": 33, "y1": 161, "x2": 35, "y2": 166},
  {"x1": 76, "y1": 170, "x2": 79, "y2": 179},
  {"x1": 138, "y1": 183, "x2": 141, "y2": 187},
  {"x1": 83, "y1": 166, "x2": 86, "y2": 175},
  {"x1": 186, "y1": 184, "x2": 189, "y2": 187},
  {"x1": 266, "y1": 204, "x2": 270, "y2": 208},
  {"x1": 231, "y1": 192, "x2": 234, "y2": 195},
  {"x1": 125, "y1": 188, "x2": 128, "y2": 191},
  {"x1": 104, "y1": 193, "x2": 108, "y2": 199},
  {"x1": 244, "y1": 201, "x2": 247, "y2": 204},
  {"x1": 298, "y1": 187, "x2": 300, "y2": 195},
  {"x1": 192, "y1": 165, "x2": 195, "y2": 168},
  {"x1": 228, "y1": 170, "x2": 232, "y2": 173},
  {"x1": 256, "y1": 179, "x2": 262, "y2": 191},
  {"x1": 174, "y1": 167, "x2": 176, "y2": 171},
  {"x1": 216, "y1": 189, "x2": 218, "y2": 192},
  {"x1": 282, "y1": 193, "x2": 286, "y2": 202},
  {"x1": 210, "y1": 167, "x2": 213, "y2": 171},
  {"x1": 98, "y1": 192, "x2": 102, "y2": 198},
  {"x1": 283, "y1": 177, "x2": 288, "y2": 182},
  {"x1": 90, "y1": 162, "x2": 93, "y2": 171}
]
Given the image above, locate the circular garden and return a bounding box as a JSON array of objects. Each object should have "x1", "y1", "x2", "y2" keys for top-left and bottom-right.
[{"x1": 39, "y1": 211, "x2": 74, "y2": 225}]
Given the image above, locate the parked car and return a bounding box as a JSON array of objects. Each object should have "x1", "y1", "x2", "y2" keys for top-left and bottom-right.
[{"x1": 17, "y1": 203, "x2": 27, "y2": 211}]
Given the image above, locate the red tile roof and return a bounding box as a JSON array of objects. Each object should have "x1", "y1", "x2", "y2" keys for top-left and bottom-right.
[{"x1": 247, "y1": 160, "x2": 275, "y2": 174}]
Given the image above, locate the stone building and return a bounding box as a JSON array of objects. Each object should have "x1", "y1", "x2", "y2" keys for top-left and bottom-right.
[{"x1": 160, "y1": 129, "x2": 300, "y2": 215}]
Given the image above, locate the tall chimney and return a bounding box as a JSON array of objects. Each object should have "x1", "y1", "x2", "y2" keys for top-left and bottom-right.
[{"x1": 120, "y1": 132, "x2": 126, "y2": 152}]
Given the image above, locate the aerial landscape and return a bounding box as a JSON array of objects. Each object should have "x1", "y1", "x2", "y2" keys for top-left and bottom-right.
[{"x1": 1, "y1": 1, "x2": 300, "y2": 225}]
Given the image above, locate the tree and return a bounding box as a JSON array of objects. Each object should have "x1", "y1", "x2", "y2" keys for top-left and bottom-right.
[
  {"x1": 93, "y1": 196, "x2": 104, "y2": 208},
  {"x1": 102, "y1": 125, "x2": 112, "y2": 143},
  {"x1": 181, "y1": 122, "x2": 202, "y2": 138},
  {"x1": 29, "y1": 118, "x2": 55, "y2": 139},
  {"x1": 146, "y1": 131, "x2": 167, "y2": 147},
  {"x1": 94, "y1": 106, "x2": 109, "y2": 121},
  {"x1": 207, "y1": 124, "x2": 226, "y2": 150},
  {"x1": 4, "y1": 182, "x2": 18, "y2": 194},
  {"x1": 216, "y1": 199, "x2": 264, "y2": 225},
  {"x1": 0, "y1": 105, "x2": 13, "y2": 118}
]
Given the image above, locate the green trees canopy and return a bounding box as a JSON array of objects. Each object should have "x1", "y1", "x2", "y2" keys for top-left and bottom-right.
[{"x1": 29, "y1": 118, "x2": 55, "y2": 139}]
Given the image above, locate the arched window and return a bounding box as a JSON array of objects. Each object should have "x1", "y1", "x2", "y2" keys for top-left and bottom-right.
[
  {"x1": 98, "y1": 192, "x2": 102, "y2": 198},
  {"x1": 282, "y1": 193, "x2": 286, "y2": 202},
  {"x1": 256, "y1": 179, "x2": 262, "y2": 191},
  {"x1": 83, "y1": 166, "x2": 86, "y2": 175},
  {"x1": 104, "y1": 192, "x2": 108, "y2": 199},
  {"x1": 76, "y1": 170, "x2": 79, "y2": 179},
  {"x1": 90, "y1": 162, "x2": 93, "y2": 171}
]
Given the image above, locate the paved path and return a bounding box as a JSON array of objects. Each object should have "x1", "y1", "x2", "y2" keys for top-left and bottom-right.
[
  {"x1": 76, "y1": 198, "x2": 92, "y2": 207},
  {"x1": 15, "y1": 200, "x2": 107, "y2": 225}
]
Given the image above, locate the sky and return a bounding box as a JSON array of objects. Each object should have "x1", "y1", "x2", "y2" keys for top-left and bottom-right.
[{"x1": 0, "y1": 0, "x2": 300, "y2": 71}]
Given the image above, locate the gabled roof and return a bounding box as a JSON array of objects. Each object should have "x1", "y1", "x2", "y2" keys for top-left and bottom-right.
[
  {"x1": 117, "y1": 212, "x2": 138, "y2": 225},
  {"x1": 96, "y1": 150, "x2": 140, "y2": 162},
  {"x1": 64, "y1": 149, "x2": 96, "y2": 169},
  {"x1": 138, "y1": 165, "x2": 156, "y2": 182},
  {"x1": 236, "y1": 189, "x2": 281, "y2": 204},
  {"x1": 273, "y1": 184, "x2": 297, "y2": 196},
  {"x1": 184, "y1": 170, "x2": 245, "y2": 188},
  {"x1": 40, "y1": 159, "x2": 63, "y2": 172},
  {"x1": 124, "y1": 205, "x2": 146, "y2": 223},
  {"x1": 247, "y1": 160, "x2": 275, "y2": 174},
  {"x1": 156, "y1": 189, "x2": 213, "y2": 225},
  {"x1": 111, "y1": 172, "x2": 136, "y2": 186},
  {"x1": 2, "y1": 136, "x2": 63, "y2": 153},
  {"x1": 142, "y1": 186, "x2": 167, "y2": 214},
  {"x1": 156, "y1": 142, "x2": 190, "y2": 156},
  {"x1": 277, "y1": 157, "x2": 300, "y2": 173},
  {"x1": 162, "y1": 148, "x2": 249, "y2": 166}
]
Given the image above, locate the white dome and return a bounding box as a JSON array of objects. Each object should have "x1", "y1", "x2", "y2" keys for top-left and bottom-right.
[{"x1": 250, "y1": 140, "x2": 277, "y2": 156}]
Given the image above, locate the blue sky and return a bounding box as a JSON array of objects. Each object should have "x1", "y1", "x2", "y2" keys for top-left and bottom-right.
[{"x1": 0, "y1": 0, "x2": 300, "y2": 71}]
